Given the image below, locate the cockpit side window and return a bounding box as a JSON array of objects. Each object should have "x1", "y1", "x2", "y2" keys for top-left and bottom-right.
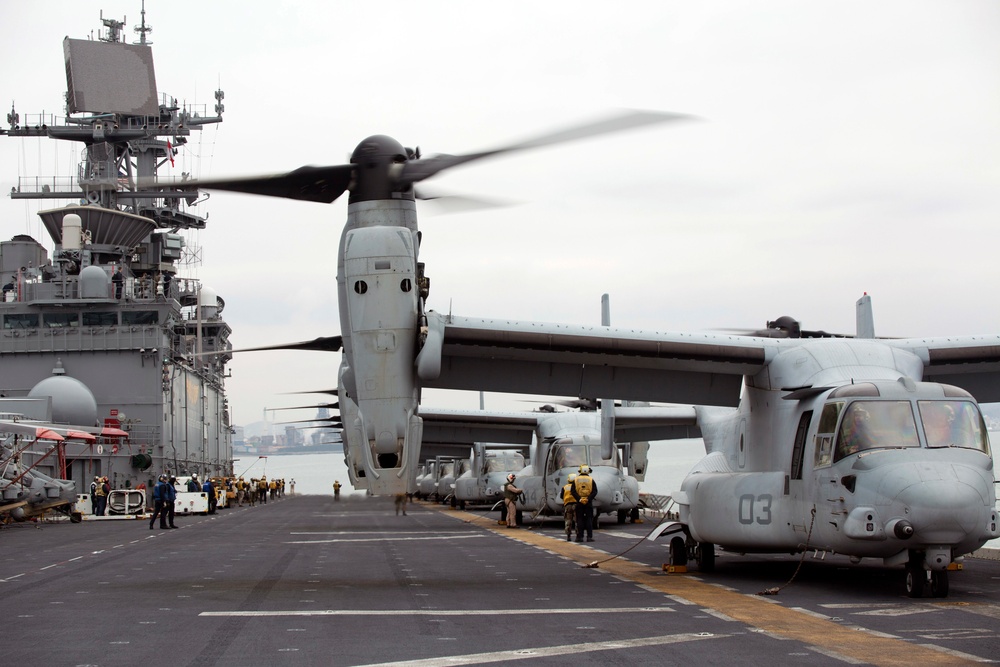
[
  {"x1": 834, "y1": 400, "x2": 918, "y2": 462},
  {"x1": 587, "y1": 444, "x2": 620, "y2": 467},
  {"x1": 919, "y1": 400, "x2": 991, "y2": 453},
  {"x1": 813, "y1": 401, "x2": 843, "y2": 468}
]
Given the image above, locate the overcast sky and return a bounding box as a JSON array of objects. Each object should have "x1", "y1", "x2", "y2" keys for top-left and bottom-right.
[{"x1": 2, "y1": 1, "x2": 999, "y2": 427}]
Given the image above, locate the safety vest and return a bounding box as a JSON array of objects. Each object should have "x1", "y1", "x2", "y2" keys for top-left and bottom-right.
[
  {"x1": 573, "y1": 475, "x2": 594, "y2": 504},
  {"x1": 94, "y1": 481, "x2": 107, "y2": 497},
  {"x1": 562, "y1": 483, "x2": 576, "y2": 505}
]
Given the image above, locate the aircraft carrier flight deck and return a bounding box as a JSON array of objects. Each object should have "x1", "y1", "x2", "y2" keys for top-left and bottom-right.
[{"x1": 2, "y1": 495, "x2": 998, "y2": 666}]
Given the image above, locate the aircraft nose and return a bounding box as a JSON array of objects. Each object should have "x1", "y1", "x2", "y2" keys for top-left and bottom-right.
[
  {"x1": 894, "y1": 479, "x2": 986, "y2": 544},
  {"x1": 591, "y1": 469, "x2": 626, "y2": 506}
]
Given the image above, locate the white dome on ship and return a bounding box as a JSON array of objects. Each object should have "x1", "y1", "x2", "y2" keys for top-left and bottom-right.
[
  {"x1": 28, "y1": 368, "x2": 100, "y2": 427},
  {"x1": 199, "y1": 286, "x2": 219, "y2": 318}
]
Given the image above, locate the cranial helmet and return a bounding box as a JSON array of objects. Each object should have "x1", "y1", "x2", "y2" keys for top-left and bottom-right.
[
  {"x1": 578, "y1": 465, "x2": 592, "y2": 475},
  {"x1": 507, "y1": 473, "x2": 516, "y2": 481},
  {"x1": 567, "y1": 473, "x2": 577, "y2": 482},
  {"x1": 158, "y1": 474, "x2": 167, "y2": 481}
]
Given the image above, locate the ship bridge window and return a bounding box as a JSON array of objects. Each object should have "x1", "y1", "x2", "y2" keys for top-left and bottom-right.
[
  {"x1": 43, "y1": 312, "x2": 79, "y2": 328},
  {"x1": 3, "y1": 313, "x2": 39, "y2": 329},
  {"x1": 918, "y1": 400, "x2": 990, "y2": 454},
  {"x1": 833, "y1": 400, "x2": 918, "y2": 462},
  {"x1": 122, "y1": 311, "x2": 158, "y2": 325},
  {"x1": 83, "y1": 312, "x2": 118, "y2": 326}
]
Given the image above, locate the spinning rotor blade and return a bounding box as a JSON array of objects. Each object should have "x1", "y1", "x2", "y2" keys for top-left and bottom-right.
[
  {"x1": 282, "y1": 388, "x2": 340, "y2": 396},
  {"x1": 156, "y1": 164, "x2": 355, "y2": 204},
  {"x1": 400, "y1": 109, "x2": 695, "y2": 186},
  {"x1": 229, "y1": 336, "x2": 343, "y2": 354},
  {"x1": 717, "y1": 315, "x2": 852, "y2": 339},
  {"x1": 280, "y1": 416, "x2": 343, "y2": 426},
  {"x1": 267, "y1": 402, "x2": 339, "y2": 412}
]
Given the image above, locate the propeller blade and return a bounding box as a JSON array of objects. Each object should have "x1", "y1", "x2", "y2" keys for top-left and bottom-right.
[
  {"x1": 151, "y1": 164, "x2": 355, "y2": 204},
  {"x1": 279, "y1": 415, "x2": 343, "y2": 425},
  {"x1": 414, "y1": 186, "x2": 515, "y2": 214},
  {"x1": 229, "y1": 336, "x2": 343, "y2": 354},
  {"x1": 267, "y1": 402, "x2": 339, "y2": 412},
  {"x1": 400, "y1": 109, "x2": 695, "y2": 185},
  {"x1": 282, "y1": 388, "x2": 340, "y2": 396}
]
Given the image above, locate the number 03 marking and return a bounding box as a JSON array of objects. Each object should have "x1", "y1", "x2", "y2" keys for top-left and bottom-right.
[{"x1": 738, "y1": 493, "x2": 773, "y2": 525}]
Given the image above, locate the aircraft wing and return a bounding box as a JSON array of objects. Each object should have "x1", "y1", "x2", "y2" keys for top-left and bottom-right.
[
  {"x1": 612, "y1": 406, "x2": 702, "y2": 441},
  {"x1": 417, "y1": 407, "x2": 539, "y2": 447},
  {"x1": 887, "y1": 335, "x2": 1000, "y2": 403},
  {"x1": 417, "y1": 313, "x2": 774, "y2": 407}
]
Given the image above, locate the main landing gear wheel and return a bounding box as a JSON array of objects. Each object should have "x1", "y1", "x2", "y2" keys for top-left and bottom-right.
[
  {"x1": 697, "y1": 542, "x2": 716, "y2": 573},
  {"x1": 669, "y1": 536, "x2": 688, "y2": 567},
  {"x1": 905, "y1": 565, "x2": 926, "y2": 598},
  {"x1": 930, "y1": 570, "x2": 949, "y2": 598},
  {"x1": 617, "y1": 510, "x2": 627, "y2": 524}
]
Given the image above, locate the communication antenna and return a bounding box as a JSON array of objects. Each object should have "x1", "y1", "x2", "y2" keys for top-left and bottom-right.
[{"x1": 133, "y1": 0, "x2": 153, "y2": 45}]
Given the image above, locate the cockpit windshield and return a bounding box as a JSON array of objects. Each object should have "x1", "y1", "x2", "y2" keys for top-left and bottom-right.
[
  {"x1": 833, "y1": 400, "x2": 919, "y2": 462},
  {"x1": 484, "y1": 454, "x2": 525, "y2": 473},
  {"x1": 552, "y1": 443, "x2": 619, "y2": 470},
  {"x1": 553, "y1": 445, "x2": 587, "y2": 470},
  {"x1": 918, "y1": 400, "x2": 990, "y2": 453}
]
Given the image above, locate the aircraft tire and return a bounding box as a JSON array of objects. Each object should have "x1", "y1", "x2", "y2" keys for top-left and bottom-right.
[
  {"x1": 617, "y1": 510, "x2": 627, "y2": 524},
  {"x1": 515, "y1": 509, "x2": 523, "y2": 526},
  {"x1": 930, "y1": 570, "x2": 949, "y2": 598},
  {"x1": 670, "y1": 536, "x2": 687, "y2": 567},
  {"x1": 905, "y1": 566, "x2": 926, "y2": 598},
  {"x1": 697, "y1": 542, "x2": 715, "y2": 572}
]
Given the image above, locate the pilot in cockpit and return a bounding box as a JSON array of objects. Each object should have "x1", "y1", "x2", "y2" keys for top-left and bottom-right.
[{"x1": 836, "y1": 406, "x2": 871, "y2": 459}]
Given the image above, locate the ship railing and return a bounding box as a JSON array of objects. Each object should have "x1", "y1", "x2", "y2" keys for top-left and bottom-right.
[{"x1": 14, "y1": 174, "x2": 78, "y2": 196}]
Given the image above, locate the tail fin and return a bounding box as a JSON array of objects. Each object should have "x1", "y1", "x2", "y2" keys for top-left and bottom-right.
[
  {"x1": 856, "y1": 293, "x2": 875, "y2": 339},
  {"x1": 600, "y1": 294, "x2": 615, "y2": 459}
]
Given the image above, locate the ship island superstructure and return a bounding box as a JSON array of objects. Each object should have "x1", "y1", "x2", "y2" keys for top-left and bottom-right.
[{"x1": 0, "y1": 9, "x2": 234, "y2": 516}]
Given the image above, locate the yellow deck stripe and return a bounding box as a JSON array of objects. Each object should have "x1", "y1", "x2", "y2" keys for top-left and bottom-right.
[{"x1": 438, "y1": 505, "x2": 974, "y2": 666}]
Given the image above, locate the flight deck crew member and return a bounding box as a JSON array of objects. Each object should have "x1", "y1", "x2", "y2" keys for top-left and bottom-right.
[
  {"x1": 202, "y1": 478, "x2": 216, "y2": 514},
  {"x1": 165, "y1": 477, "x2": 179, "y2": 528},
  {"x1": 149, "y1": 475, "x2": 170, "y2": 529},
  {"x1": 333, "y1": 480, "x2": 342, "y2": 500},
  {"x1": 94, "y1": 476, "x2": 108, "y2": 516},
  {"x1": 112, "y1": 268, "x2": 124, "y2": 299},
  {"x1": 502, "y1": 474, "x2": 523, "y2": 528},
  {"x1": 571, "y1": 465, "x2": 597, "y2": 542},
  {"x1": 562, "y1": 473, "x2": 578, "y2": 541}
]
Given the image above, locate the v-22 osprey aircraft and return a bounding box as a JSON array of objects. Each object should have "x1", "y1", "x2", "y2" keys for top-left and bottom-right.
[
  {"x1": 415, "y1": 293, "x2": 999, "y2": 597},
  {"x1": 172, "y1": 111, "x2": 689, "y2": 495}
]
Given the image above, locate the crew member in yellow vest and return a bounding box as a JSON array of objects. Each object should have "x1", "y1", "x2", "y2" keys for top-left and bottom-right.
[
  {"x1": 333, "y1": 480, "x2": 342, "y2": 500},
  {"x1": 258, "y1": 477, "x2": 268, "y2": 504},
  {"x1": 561, "y1": 473, "x2": 578, "y2": 542},
  {"x1": 236, "y1": 477, "x2": 247, "y2": 506},
  {"x1": 570, "y1": 465, "x2": 598, "y2": 542}
]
